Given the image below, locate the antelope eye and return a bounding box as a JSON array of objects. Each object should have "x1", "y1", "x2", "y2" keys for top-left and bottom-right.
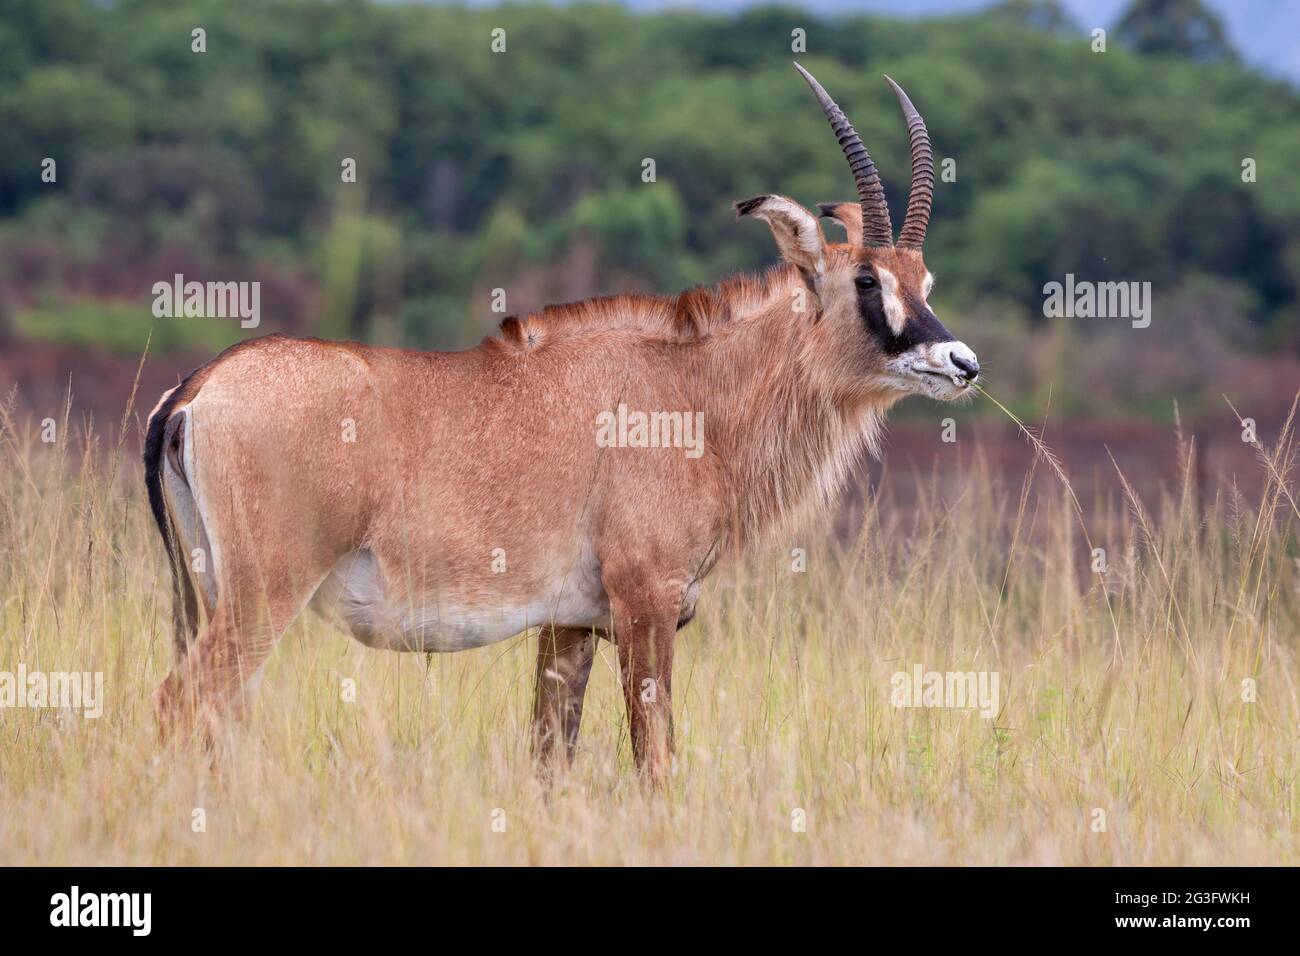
[{"x1": 855, "y1": 273, "x2": 877, "y2": 290}]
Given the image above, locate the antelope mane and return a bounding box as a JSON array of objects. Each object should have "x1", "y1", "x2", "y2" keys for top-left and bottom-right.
[{"x1": 489, "y1": 262, "x2": 808, "y2": 351}]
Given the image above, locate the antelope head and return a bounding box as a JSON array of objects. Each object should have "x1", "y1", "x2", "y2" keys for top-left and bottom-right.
[{"x1": 736, "y1": 64, "x2": 979, "y2": 403}]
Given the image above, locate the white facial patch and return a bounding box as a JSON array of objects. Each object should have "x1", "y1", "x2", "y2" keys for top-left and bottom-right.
[
  {"x1": 876, "y1": 267, "x2": 906, "y2": 335},
  {"x1": 928, "y1": 340, "x2": 979, "y2": 386}
]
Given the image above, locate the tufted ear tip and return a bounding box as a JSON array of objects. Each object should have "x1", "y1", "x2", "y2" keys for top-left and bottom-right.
[{"x1": 734, "y1": 196, "x2": 769, "y2": 218}]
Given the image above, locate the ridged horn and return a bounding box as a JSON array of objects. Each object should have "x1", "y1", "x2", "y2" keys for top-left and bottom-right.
[
  {"x1": 883, "y1": 74, "x2": 933, "y2": 249},
  {"x1": 794, "y1": 63, "x2": 893, "y2": 248}
]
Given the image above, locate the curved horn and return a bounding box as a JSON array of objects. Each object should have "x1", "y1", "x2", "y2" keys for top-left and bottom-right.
[
  {"x1": 883, "y1": 75, "x2": 933, "y2": 249},
  {"x1": 794, "y1": 63, "x2": 893, "y2": 248}
]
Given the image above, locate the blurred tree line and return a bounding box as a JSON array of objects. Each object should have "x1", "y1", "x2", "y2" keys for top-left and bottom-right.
[{"x1": 0, "y1": 0, "x2": 1297, "y2": 372}]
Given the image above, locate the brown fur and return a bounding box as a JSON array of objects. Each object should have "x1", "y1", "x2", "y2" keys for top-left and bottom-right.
[
  {"x1": 145, "y1": 192, "x2": 974, "y2": 784},
  {"x1": 488, "y1": 264, "x2": 803, "y2": 350}
]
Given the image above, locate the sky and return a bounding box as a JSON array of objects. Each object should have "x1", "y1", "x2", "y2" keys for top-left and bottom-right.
[{"x1": 543, "y1": 0, "x2": 1300, "y2": 84}]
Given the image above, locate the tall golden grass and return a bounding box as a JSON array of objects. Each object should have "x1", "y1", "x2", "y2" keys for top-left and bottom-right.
[{"x1": 0, "y1": 386, "x2": 1297, "y2": 865}]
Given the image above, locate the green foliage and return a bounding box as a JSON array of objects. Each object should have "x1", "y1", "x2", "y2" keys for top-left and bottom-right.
[
  {"x1": 1115, "y1": 0, "x2": 1237, "y2": 63},
  {"x1": 0, "y1": 0, "x2": 1296, "y2": 376},
  {"x1": 15, "y1": 298, "x2": 245, "y2": 354}
]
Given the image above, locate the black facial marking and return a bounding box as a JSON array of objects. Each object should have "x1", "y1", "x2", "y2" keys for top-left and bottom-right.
[{"x1": 856, "y1": 269, "x2": 954, "y2": 355}]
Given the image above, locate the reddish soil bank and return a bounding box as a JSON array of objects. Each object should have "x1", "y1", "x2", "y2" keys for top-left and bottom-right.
[
  {"x1": 0, "y1": 343, "x2": 1292, "y2": 513},
  {"x1": 0, "y1": 343, "x2": 213, "y2": 430},
  {"x1": 862, "y1": 416, "x2": 1276, "y2": 512}
]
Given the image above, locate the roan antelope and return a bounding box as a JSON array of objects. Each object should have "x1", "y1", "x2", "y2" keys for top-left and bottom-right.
[{"x1": 144, "y1": 65, "x2": 979, "y2": 781}]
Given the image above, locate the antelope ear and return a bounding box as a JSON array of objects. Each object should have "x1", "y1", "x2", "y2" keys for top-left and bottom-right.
[
  {"x1": 735, "y1": 195, "x2": 826, "y2": 276},
  {"x1": 816, "y1": 202, "x2": 863, "y2": 246}
]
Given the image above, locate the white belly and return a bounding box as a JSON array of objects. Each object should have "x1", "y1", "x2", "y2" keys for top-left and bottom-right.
[{"x1": 310, "y1": 549, "x2": 610, "y2": 652}]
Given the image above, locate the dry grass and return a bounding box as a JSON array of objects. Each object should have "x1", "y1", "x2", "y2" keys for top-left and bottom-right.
[{"x1": 1, "y1": 388, "x2": 1298, "y2": 865}]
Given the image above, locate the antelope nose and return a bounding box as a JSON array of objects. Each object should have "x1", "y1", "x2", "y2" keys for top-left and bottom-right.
[{"x1": 952, "y1": 353, "x2": 980, "y2": 381}]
